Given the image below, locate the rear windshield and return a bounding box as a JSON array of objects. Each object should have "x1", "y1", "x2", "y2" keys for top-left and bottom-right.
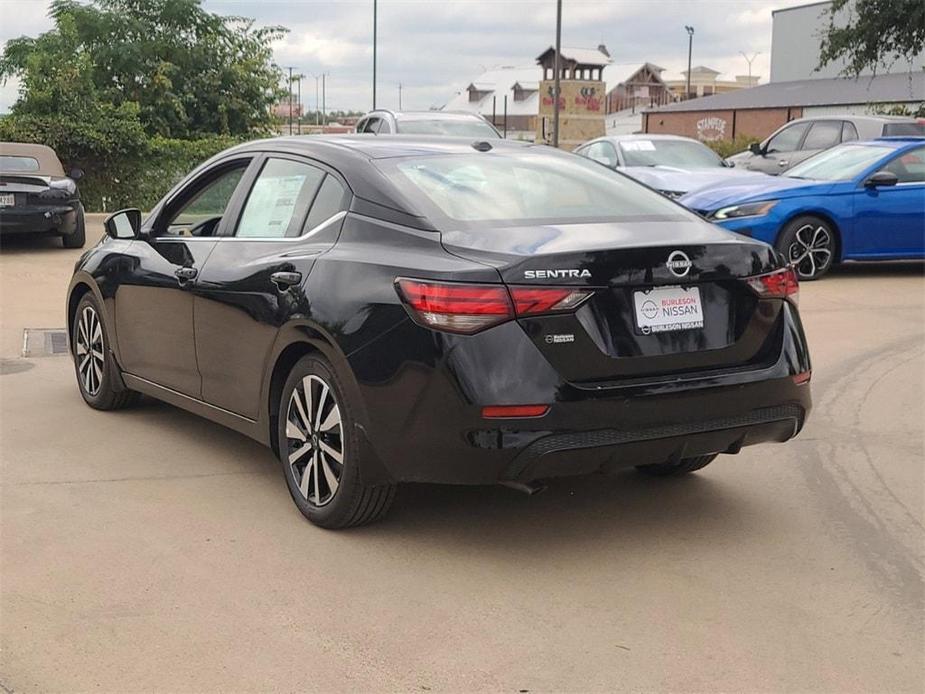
[
  {"x1": 619, "y1": 139, "x2": 723, "y2": 168},
  {"x1": 395, "y1": 119, "x2": 499, "y2": 138},
  {"x1": 882, "y1": 122, "x2": 925, "y2": 136},
  {"x1": 0, "y1": 155, "x2": 40, "y2": 172},
  {"x1": 377, "y1": 149, "x2": 687, "y2": 228}
]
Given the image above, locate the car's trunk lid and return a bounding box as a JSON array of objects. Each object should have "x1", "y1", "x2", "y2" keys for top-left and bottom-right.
[{"x1": 441, "y1": 219, "x2": 784, "y2": 384}]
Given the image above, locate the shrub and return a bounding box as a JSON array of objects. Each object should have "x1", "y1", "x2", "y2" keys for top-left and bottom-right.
[{"x1": 705, "y1": 135, "x2": 762, "y2": 160}]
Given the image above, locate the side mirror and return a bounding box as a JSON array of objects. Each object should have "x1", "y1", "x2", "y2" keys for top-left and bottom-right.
[
  {"x1": 749, "y1": 142, "x2": 763, "y2": 156},
  {"x1": 864, "y1": 170, "x2": 899, "y2": 188},
  {"x1": 104, "y1": 208, "x2": 142, "y2": 239},
  {"x1": 68, "y1": 167, "x2": 84, "y2": 181}
]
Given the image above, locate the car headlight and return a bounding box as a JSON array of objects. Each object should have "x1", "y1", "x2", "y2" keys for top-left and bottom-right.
[{"x1": 712, "y1": 200, "x2": 778, "y2": 220}]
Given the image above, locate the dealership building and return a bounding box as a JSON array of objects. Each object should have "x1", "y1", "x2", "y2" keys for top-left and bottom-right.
[{"x1": 644, "y1": 0, "x2": 925, "y2": 141}]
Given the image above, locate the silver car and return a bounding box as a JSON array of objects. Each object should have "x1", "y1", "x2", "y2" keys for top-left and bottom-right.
[
  {"x1": 355, "y1": 110, "x2": 501, "y2": 138},
  {"x1": 575, "y1": 134, "x2": 765, "y2": 199},
  {"x1": 728, "y1": 114, "x2": 925, "y2": 174}
]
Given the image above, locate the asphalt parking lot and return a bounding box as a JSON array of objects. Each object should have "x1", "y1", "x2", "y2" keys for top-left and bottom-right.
[{"x1": 1, "y1": 223, "x2": 922, "y2": 692}]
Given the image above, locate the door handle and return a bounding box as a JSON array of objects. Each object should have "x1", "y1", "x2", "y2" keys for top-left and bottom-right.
[
  {"x1": 175, "y1": 266, "x2": 198, "y2": 283},
  {"x1": 271, "y1": 271, "x2": 302, "y2": 291},
  {"x1": 778, "y1": 160, "x2": 789, "y2": 166}
]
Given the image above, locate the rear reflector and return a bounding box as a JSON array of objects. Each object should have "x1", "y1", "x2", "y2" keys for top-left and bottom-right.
[
  {"x1": 481, "y1": 405, "x2": 549, "y2": 418},
  {"x1": 793, "y1": 370, "x2": 811, "y2": 385},
  {"x1": 746, "y1": 267, "x2": 799, "y2": 304},
  {"x1": 396, "y1": 278, "x2": 594, "y2": 335}
]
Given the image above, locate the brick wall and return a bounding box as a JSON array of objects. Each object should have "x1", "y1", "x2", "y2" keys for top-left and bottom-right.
[{"x1": 644, "y1": 107, "x2": 804, "y2": 141}]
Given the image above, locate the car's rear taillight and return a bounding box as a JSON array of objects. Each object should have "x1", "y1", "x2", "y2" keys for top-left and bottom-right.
[
  {"x1": 396, "y1": 279, "x2": 512, "y2": 334},
  {"x1": 395, "y1": 279, "x2": 593, "y2": 334},
  {"x1": 746, "y1": 267, "x2": 799, "y2": 304},
  {"x1": 508, "y1": 287, "x2": 593, "y2": 316}
]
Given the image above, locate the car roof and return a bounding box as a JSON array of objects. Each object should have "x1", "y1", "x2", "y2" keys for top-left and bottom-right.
[
  {"x1": 363, "y1": 110, "x2": 488, "y2": 123},
  {"x1": 596, "y1": 133, "x2": 702, "y2": 145},
  {"x1": 229, "y1": 134, "x2": 533, "y2": 160},
  {"x1": 0, "y1": 142, "x2": 65, "y2": 176}
]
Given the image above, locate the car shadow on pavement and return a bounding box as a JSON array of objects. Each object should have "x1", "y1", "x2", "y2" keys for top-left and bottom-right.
[
  {"x1": 0, "y1": 234, "x2": 71, "y2": 254},
  {"x1": 116, "y1": 393, "x2": 769, "y2": 555},
  {"x1": 827, "y1": 260, "x2": 924, "y2": 278}
]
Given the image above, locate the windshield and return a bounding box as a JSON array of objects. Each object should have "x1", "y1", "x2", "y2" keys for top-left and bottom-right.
[
  {"x1": 784, "y1": 144, "x2": 889, "y2": 181},
  {"x1": 377, "y1": 148, "x2": 688, "y2": 228},
  {"x1": 0, "y1": 155, "x2": 40, "y2": 172},
  {"x1": 619, "y1": 139, "x2": 723, "y2": 168},
  {"x1": 396, "y1": 118, "x2": 499, "y2": 138}
]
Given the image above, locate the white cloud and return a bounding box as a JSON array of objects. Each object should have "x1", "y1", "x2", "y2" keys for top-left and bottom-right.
[{"x1": 2, "y1": 0, "x2": 805, "y2": 114}]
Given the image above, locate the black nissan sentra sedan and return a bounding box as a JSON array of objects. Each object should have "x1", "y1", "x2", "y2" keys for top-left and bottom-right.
[{"x1": 67, "y1": 136, "x2": 812, "y2": 528}]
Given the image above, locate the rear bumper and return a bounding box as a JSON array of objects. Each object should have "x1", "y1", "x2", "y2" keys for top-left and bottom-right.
[
  {"x1": 349, "y1": 302, "x2": 812, "y2": 485},
  {"x1": 0, "y1": 204, "x2": 78, "y2": 235}
]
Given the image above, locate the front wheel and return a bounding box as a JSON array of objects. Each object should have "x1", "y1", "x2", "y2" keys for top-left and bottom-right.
[
  {"x1": 635, "y1": 454, "x2": 718, "y2": 477},
  {"x1": 775, "y1": 215, "x2": 837, "y2": 280},
  {"x1": 278, "y1": 355, "x2": 396, "y2": 529},
  {"x1": 72, "y1": 293, "x2": 139, "y2": 409}
]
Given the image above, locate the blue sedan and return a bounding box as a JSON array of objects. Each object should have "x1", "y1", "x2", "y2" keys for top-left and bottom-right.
[{"x1": 680, "y1": 137, "x2": 925, "y2": 279}]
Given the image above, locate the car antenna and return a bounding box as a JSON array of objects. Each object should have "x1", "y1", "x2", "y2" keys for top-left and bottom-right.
[{"x1": 472, "y1": 141, "x2": 492, "y2": 152}]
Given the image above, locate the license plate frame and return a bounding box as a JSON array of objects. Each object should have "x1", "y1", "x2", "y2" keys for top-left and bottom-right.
[
  {"x1": 0, "y1": 193, "x2": 14, "y2": 208},
  {"x1": 633, "y1": 285, "x2": 704, "y2": 335}
]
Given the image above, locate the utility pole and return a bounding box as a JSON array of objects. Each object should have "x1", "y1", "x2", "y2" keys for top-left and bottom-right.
[
  {"x1": 312, "y1": 74, "x2": 321, "y2": 125},
  {"x1": 553, "y1": 0, "x2": 562, "y2": 147},
  {"x1": 739, "y1": 51, "x2": 760, "y2": 82},
  {"x1": 398, "y1": 82, "x2": 402, "y2": 110},
  {"x1": 372, "y1": 0, "x2": 377, "y2": 109},
  {"x1": 684, "y1": 26, "x2": 694, "y2": 100},
  {"x1": 322, "y1": 73, "x2": 327, "y2": 132},
  {"x1": 297, "y1": 74, "x2": 303, "y2": 133},
  {"x1": 286, "y1": 66, "x2": 295, "y2": 134}
]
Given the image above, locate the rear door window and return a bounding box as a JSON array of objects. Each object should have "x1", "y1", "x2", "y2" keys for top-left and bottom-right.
[
  {"x1": 801, "y1": 121, "x2": 842, "y2": 150},
  {"x1": 302, "y1": 175, "x2": 349, "y2": 231},
  {"x1": 841, "y1": 121, "x2": 859, "y2": 142},
  {"x1": 235, "y1": 158, "x2": 325, "y2": 238}
]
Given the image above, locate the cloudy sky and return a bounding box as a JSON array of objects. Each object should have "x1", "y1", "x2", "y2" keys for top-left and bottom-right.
[{"x1": 0, "y1": 0, "x2": 811, "y2": 114}]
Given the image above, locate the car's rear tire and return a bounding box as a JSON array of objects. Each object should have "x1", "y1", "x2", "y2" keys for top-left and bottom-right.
[
  {"x1": 277, "y1": 355, "x2": 396, "y2": 529},
  {"x1": 72, "y1": 293, "x2": 139, "y2": 410},
  {"x1": 62, "y1": 206, "x2": 86, "y2": 249},
  {"x1": 775, "y1": 215, "x2": 836, "y2": 280},
  {"x1": 635, "y1": 454, "x2": 718, "y2": 477}
]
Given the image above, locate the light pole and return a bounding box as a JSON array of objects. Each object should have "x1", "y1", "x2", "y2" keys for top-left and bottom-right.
[
  {"x1": 684, "y1": 26, "x2": 694, "y2": 100},
  {"x1": 398, "y1": 82, "x2": 402, "y2": 110},
  {"x1": 296, "y1": 73, "x2": 305, "y2": 133},
  {"x1": 372, "y1": 0, "x2": 377, "y2": 109},
  {"x1": 739, "y1": 51, "x2": 760, "y2": 83},
  {"x1": 552, "y1": 0, "x2": 562, "y2": 147}
]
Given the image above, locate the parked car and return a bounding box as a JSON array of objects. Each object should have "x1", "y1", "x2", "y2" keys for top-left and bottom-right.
[
  {"x1": 575, "y1": 134, "x2": 766, "y2": 198},
  {"x1": 681, "y1": 137, "x2": 925, "y2": 280},
  {"x1": 727, "y1": 115, "x2": 925, "y2": 174},
  {"x1": 0, "y1": 142, "x2": 86, "y2": 247},
  {"x1": 355, "y1": 109, "x2": 501, "y2": 138},
  {"x1": 67, "y1": 135, "x2": 812, "y2": 528}
]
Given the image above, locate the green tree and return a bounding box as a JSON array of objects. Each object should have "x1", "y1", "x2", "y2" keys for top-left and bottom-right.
[
  {"x1": 818, "y1": 0, "x2": 925, "y2": 77},
  {"x1": 1, "y1": 0, "x2": 287, "y2": 138}
]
